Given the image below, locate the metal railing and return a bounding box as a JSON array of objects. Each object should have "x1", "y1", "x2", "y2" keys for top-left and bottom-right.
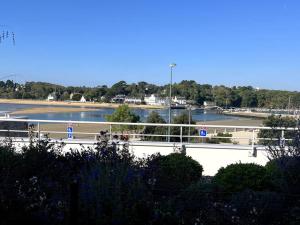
[{"x1": 0, "y1": 118, "x2": 298, "y2": 148}]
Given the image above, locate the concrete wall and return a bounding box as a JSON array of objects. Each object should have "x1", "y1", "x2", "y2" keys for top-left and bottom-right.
[
  {"x1": 7, "y1": 138, "x2": 269, "y2": 176},
  {"x1": 127, "y1": 142, "x2": 269, "y2": 176}
]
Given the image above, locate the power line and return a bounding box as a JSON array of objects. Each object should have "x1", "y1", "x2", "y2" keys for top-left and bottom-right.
[
  {"x1": 0, "y1": 25, "x2": 16, "y2": 46},
  {"x1": 0, "y1": 74, "x2": 17, "y2": 80}
]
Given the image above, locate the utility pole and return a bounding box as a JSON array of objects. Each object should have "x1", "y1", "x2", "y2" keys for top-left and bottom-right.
[
  {"x1": 188, "y1": 104, "x2": 192, "y2": 143},
  {"x1": 288, "y1": 96, "x2": 291, "y2": 115},
  {"x1": 168, "y1": 63, "x2": 176, "y2": 142}
]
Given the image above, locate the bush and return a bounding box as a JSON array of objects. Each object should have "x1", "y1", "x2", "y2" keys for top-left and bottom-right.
[
  {"x1": 214, "y1": 163, "x2": 269, "y2": 193},
  {"x1": 3, "y1": 137, "x2": 299, "y2": 225},
  {"x1": 146, "y1": 153, "x2": 203, "y2": 196},
  {"x1": 169, "y1": 180, "x2": 221, "y2": 225},
  {"x1": 265, "y1": 156, "x2": 300, "y2": 195},
  {"x1": 229, "y1": 190, "x2": 286, "y2": 225},
  {"x1": 206, "y1": 138, "x2": 221, "y2": 144},
  {"x1": 213, "y1": 132, "x2": 232, "y2": 143}
]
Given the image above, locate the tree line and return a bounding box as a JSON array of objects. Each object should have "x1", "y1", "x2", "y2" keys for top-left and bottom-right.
[{"x1": 1, "y1": 79, "x2": 300, "y2": 108}]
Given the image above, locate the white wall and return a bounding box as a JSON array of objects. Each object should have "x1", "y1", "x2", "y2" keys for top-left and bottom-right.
[{"x1": 8, "y1": 139, "x2": 269, "y2": 176}]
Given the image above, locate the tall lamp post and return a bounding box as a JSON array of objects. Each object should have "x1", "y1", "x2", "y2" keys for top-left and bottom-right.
[{"x1": 168, "y1": 63, "x2": 176, "y2": 142}]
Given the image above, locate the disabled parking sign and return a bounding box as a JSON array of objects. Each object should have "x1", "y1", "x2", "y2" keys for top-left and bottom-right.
[
  {"x1": 67, "y1": 124, "x2": 73, "y2": 139},
  {"x1": 199, "y1": 128, "x2": 207, "y2": 137}
]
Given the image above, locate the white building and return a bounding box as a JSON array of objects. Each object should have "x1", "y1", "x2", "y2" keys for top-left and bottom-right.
[
  {"x1": 111, "y1": 95, "x2": 126, "y2": 103},
  {"x1": 173, "y1": 96, "x2": 187, "y2": 105},
  {"x1": 124, "y1": 97, "x2": 142, "y2": 104},
  {"x1": 80, "y1": 96, "x2": 87, "y2": 102},
  {"x1": 144, "y1": 94, "x2": 167, "y2": 106},
  {"x1": 47, "y1": 93, "x2": 57, "y2": 101}
]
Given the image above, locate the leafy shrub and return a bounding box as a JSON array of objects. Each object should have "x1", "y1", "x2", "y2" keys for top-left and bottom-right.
[
  {"x1": 146, "y1": 153, "x2": 203, "y2": 196},
  {"x1": 214, "y1": 163, "x2": 269, "y2": 193},
  {"x1": 206, "y1": 138, "x2": 220, "y2": 144},
  {"x1": 265, "y1": 156, "x2": 300, "y2": 195},
  {"x1": 169, "y1": 180, "x2": 221, "y2": 225},
  {"x1": 214, "y1": 132, "x2": 232, "y2": 143},
  {"x1": 229, "y1": 190, "x2": 286, "y2": 225},
  {"x1": 205, "y1": 133, "x2": 232, "y2": 144},
  {"x1": 2, "y1": 136, "x2": 300, "y2": 225}
]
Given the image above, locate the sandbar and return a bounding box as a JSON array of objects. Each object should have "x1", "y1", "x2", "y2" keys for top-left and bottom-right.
[{"x1": 0, "y1": 98, "x2": 164, "y2": 109}]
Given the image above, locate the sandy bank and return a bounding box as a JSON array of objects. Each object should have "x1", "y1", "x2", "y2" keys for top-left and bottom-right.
[
  {"x1": 0, "y1": 99, "x2": 164, "y2": 109},
  {"x1": 198, "y1": 118, "x2": 263, "y2": 127},
  {"x1": 11, "y1": 107, "x2": 98, "y2": 115},
  {"x1": 223, "y1": 111, "x2": 298, "y2": 119}
]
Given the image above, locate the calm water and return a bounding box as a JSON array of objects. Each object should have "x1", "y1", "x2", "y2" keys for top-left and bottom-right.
[{"x1": 0, "y1": 103, "x2": 240, "y2": 122}]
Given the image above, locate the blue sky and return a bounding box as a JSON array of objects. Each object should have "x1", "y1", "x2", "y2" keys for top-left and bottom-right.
[{"x1": 1, "y1": 0, "x2": 300, "y2": 90}]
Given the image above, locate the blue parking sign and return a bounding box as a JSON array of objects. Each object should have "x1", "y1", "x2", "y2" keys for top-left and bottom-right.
[
  {"x1": 67, "y1": 126, "x2": 73, "y2": 139},
  {"x1": 199, "y1": 129, "x2": 207, "y2": 137}
]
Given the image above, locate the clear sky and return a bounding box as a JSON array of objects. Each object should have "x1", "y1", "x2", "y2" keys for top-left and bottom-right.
[{"x1": 1, "y1": 0, "x2": 300, "y2": 90}]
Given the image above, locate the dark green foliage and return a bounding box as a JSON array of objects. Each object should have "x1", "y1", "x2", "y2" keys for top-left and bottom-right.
[
  {"x1": 0, "y1": 138, "x2": 152, "y2": 225},
  {"x1": 170, "y1": 113, "x2": 197, "y2": 142},
  {"x1": 205, "y1": 133, "x2": 233, "y2": 144},
  {"x1": 214, "y1": 132, "x2": 233, "y2": 143},
  {"x1": 145, "y1": 153, "x2": 203, "y2": 196},
  {"x1": 265, "y1": 157, "x2": 300, "y2": 195},
  {"x1": 143, "y1": 112, "x2": 197, "y2": 142},
  {"x1": 1, "y1": 137, "x2": 300, "y2": 225},
  {"x1": 168, "y1": 181, "x2": 222, "y2": 225},
  {"x1": 229, "y1": 190, "x2": 286, "y2": 225},
  {"x1": 206, "y1": 138, "x2": 221, "y2": 144},
  {"x1": 71, "y1": 93, "x2": 82, "y2": 101},
  {"x1": 214, "y1": 163, "x2": 269, "y2": 193},
  {"x1": 143, "y1": 111, "x2": 167, "y2": 141},
  {"x1": 0, "y1": 139, "x2": 67, "y2": 225},
  {"x1": 258, "y1": 115, "x2": 297, "y2": 146},
  {"x1": 70, "y1": 143, "x2": 153, "y2": 225},
  {"x1": 3, "y1": 79, "x2": 300, "y2": 107},
  {"x1": 105, "y1": 105, "x2": 140, "y2": 131}
]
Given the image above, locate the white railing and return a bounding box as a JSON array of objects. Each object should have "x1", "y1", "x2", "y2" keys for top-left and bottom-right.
[{"x1": 0, "y1": 118, "x2": 298, "y2": 148}]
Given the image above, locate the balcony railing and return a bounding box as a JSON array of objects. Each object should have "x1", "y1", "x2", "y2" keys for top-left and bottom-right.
[{"x1": 0, "y1": 118, "x2": 298, "y2": 150}]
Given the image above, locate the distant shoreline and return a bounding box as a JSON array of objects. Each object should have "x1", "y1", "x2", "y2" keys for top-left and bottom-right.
[
  {"x1": 198, "y1": 118, "x2": 263, "y2": 127},
  {"x1": 11, "y1": 107, "x2": 98, "y2": 115},
  {"x1": 0, "y1": 98, "x2": 165, "y2": 109},
  {"x1": 223, "y1": 111, "x2": 298, "y2": 119}
]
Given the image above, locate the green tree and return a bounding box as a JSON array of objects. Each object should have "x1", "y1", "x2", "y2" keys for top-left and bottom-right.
[
  {"x1": 143, "y1": 112, "x2": 167, "y2": 141},
  {"x1": 171, "y1": 113, "x2": 197, "y2": 142},
  {"x1": 72, "y1": 93, "x2": 82, "y2": 101},
  {"x1": 258, "y1": 115, "x2": 297, "y2": 146},
  {"x1": 61, "y1": 91, "x2": 70, "y2": 101},
  {"x1": 105, "y1": 105, "x2": 140, "y2": 131},
  {"x1": 213, "y1": 85, "x2": 231, "y2": 107}
]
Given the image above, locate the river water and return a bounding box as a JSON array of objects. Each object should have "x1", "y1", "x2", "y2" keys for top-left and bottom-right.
[{"x1": 0, "y1": 103, "x2": 240, "y2": 122}]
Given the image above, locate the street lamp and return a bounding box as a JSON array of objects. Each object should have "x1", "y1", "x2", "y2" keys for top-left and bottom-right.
[{"x1": 168, "y1": 63, "x2": 176, "y2": 142}]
